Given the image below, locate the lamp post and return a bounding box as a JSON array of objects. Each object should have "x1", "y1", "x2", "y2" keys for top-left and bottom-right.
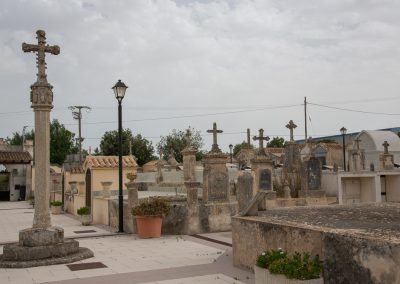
[
  {"x1": 112, "y1": 80, "x2": 128, "y2": 233},
  {"x1": 229, "y1": 144, "x2": 233, "y2": 163},
  {"x1": 340, "y1": 127, "x2": 347, "y2": 172}
]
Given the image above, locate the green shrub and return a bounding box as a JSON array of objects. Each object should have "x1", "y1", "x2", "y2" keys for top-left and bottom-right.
[
  {"x1": 131, "y1": 197, "x2": 170, "y2": 217},
  {"x1": 77, "y1": 206, "x2": 90, "y2": 215},
  {"x1": 256, "y1": 249, "x2": 322, "y2": 280},
  {"x1": 50, "y1": 201, "x2": 63, "y2": 206}
]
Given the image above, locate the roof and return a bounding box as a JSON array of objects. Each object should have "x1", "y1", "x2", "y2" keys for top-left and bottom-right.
[
  {"x1": 318, "y1": 143, "x2": 342, "y2": 151},
  {"x1": 0, "y1": 151, "x2": 31, "y2": 164},
  {"x1": 84, "y1": 155, "x2": 138, "y2": 169},
  {"x1": 356, "y1": 130, "x2": 400, "y2": 151}
]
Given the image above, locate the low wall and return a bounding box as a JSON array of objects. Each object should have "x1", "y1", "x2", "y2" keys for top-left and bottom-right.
[{"x1": 232, "y1": 216, "x2": 400, "y2": 284}]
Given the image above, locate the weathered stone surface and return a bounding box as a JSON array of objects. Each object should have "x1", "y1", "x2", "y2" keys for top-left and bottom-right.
[
  {"x1": 19, "y1": 227, "x2": 64, "y2": 247},
  {"x1": 182, "y1": 146, "x2": 196, "y2": 182},
  {"x1": 185, "y1": 181, "x2": 200, "y2": 206},
  {"x1": 101, "y1": 181, "x2": 112, "y2": 198},
  {"x1": 126, "y1": 181, "x2": 139, "y2": 208},
  {"x1": 233, "y1": 203, "x2": 400, "y2": 283},
  {"x1": 237, "y1": 172, "x2": 253, "y2": 212},
  {"x1": 3, "y1": 239, "x2": 79, "y2": 261},
  {"x1": 251, "y1": 155, "x2": 274, "y2": 193},
  {"x1": 0, "y1": 247, "x2": 93, "y2": 268},
  {"x1": 202, "y1": 152, "x2": 229, "y2": 203}
]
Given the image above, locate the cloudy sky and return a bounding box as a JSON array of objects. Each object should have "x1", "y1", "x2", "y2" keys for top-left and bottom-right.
[{"x1": 1, "y1": 0, "x2": 399, "y2": 153}]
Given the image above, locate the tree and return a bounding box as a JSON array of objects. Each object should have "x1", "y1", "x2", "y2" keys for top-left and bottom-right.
[
  {"x1": 99, "y1": 129, "x2": 156, "y2": 166},
  {"x1": 6, "y1": 129, "x2": 34, "y2": 145},
  {"x1": 50, "y1": 119, "x2": 77, "y2": 165},
  {"x1": 267, "y1": 136, "x2": 285, "y2": 148},
  {"x1": 6, "y1": 120, "x2": 76, "y2": 165},
  {"x1": 157, "y1": 127, "x2": 204, "y2": 162},
  {"x1": 233, "y1": 141, "x2": 253, "y2": 156}
]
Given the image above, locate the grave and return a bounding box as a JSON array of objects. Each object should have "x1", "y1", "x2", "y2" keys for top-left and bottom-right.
[
  {"x1": 0, "y1": 30, "x2": 93, "y2": 268},
  {"x1": 379, "y1": 141, "x2": 394, "y2": 170}
]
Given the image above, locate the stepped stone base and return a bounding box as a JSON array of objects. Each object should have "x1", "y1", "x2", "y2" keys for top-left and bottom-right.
[
  {"x1": 0, "y1": 247, "x2": 93, "y2": 268},
  {"x1": 0, "y1": 227, "x2": 94, "y2": 268}
]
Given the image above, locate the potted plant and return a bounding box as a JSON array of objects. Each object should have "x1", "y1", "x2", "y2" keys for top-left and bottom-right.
[
  {"x1": 50, "y1": 200, "x2": 63, "y2": 214},
  {"x1": 255, "y1": 249, "x2": 323, "y2": 284},
  {"x1": 77, "y1": 206, "x2": 92, "y2": 226},
  {"x1": 131, "y1": 197, "x2": 170, "y2": 238}
]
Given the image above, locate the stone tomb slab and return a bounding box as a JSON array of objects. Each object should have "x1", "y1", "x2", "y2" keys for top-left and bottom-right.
[{"x1": 233, "y1": 203, "x2": 400, "y2": 283}]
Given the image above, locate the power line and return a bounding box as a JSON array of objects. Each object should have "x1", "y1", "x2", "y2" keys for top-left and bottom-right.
[{"x1": 308, "y1": 102, "x2": 400, "y2": 116}]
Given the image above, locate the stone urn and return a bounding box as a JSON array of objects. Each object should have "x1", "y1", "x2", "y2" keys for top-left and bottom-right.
[{"x1": 126, "y1": 172, "x2": 137, "y2": 182}]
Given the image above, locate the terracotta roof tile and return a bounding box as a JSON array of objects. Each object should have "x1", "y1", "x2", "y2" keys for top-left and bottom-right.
[
  {"x1": 84, "y1": 155, "x2": 137, "y2": 169},
  {"x1": 0, "y1": 151, "x2": 31, "y2": 164}
]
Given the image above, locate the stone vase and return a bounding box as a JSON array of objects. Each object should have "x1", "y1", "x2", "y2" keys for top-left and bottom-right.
[
  {"x1": 51, "y1": 205, "x2": 62, "y2": 215},
  {"x1": 135, "y1": 216, "x2": 163, "y2": 238},
  {"x1": 80, "y1": 215, "x2": 92, "y2": 226},
  {"x1": 254, "y1": 266, "x2": 323, "y2": 284}
]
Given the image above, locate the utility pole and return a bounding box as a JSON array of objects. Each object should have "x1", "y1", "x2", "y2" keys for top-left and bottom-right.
[
  {"x1": 68, "y1": 106, "x2": 91, "y2": 164},
  {"x1": 304, "y1": 97, "x2": 308, "y2": 143}
]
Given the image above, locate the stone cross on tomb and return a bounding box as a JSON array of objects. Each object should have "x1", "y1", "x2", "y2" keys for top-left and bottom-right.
[
  {"x1": 253, "y1": 128, "x2": 270, "y2": 155},
  {"x1": 207, "y1": 122, "x2": 223, "y2": 152},
  {"x1": 383, "y1": 141, "x2": 390, "y2": 154},
  {"x1": 22, "y1": 30, "x2": 60, "y2": 84},
  {"x1": 354, "y1": 138, "x2": 361, "y2": 150},
  {"x1": 185, "y1": 129, "x2": 192, "y2": 147},
  {"x1": 286, "y1": 120, "x2": 297, "y2": 142}
]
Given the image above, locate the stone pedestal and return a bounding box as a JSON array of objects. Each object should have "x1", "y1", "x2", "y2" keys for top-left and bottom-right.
[
  {"x1": 101, "y1": 181, "x2": 112, "y2": 198},
  {"x1": 350, "y1": 149, "x2": 365, "y2": 172},
  {"x1": 182, "y1": 147, "x2": 196, "y2": 182},
  {"x1": 202, "y1": 152, "x2": 229, "y2": 203},
  {"x1": 380, "y1": 154, "x2": 394, "y2": 171},
  {"x1": 126, "y1": 173, "x2": 139, "y2": 209},
  {"x1": 185, "y1": 181, "x2": 200, "y2": 206}
]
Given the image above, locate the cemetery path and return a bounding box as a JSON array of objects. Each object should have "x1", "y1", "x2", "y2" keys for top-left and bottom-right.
[{"x1": 0, "y1": 202, "x2": 253, "y2": 284}]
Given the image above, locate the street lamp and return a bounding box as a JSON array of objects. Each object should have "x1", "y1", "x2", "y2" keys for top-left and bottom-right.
[
  {"x1": 340, "y1": 127, "x2": 347, "y2": 172},
  {"x1": 112, "y1": 79, "x2": 128, "y2": 233},
  {"x1": 229, "y1": 144, "x2": 233, "y2": 163}
]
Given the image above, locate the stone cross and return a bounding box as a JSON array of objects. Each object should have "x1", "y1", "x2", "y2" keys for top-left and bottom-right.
[
  {"x1": 286, "y1": 120, "x2": 297, "y2": 142},
  {"x1": 22, "y1": 30, "x2": 60, "y2": 84},
  {"x1": 253, "y1": 128, "x2": 270, "y2": 155},
  {"x1": 185, "y1": 129, "x2": 192, "y2": 147},
  {"x1": 354, "y1": 138, "x2": 361, "y2": 150},
  {"x1": 247, "y1": 128, "x2": 251, "y2": 146},
  {"x1": 383, "y1": 141, "x2": 390, "y2": 154},
  {"x1": 207, "y1": 122, "x2": 223, "y2": 152}
]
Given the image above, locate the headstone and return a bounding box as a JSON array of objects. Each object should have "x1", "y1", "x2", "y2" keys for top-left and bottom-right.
[
  {"x1": 299, "y1": 156, "x2": 325, "y2": 198},
  {"x1": 202, "y1": 122, "x2": 229, "y2": 203},
  {"x1": 0, "y1": 30, "x2": 93, "y2": 268},
  {"x1": 251, "y1": 129, "x2": 275, "y2": 196},
  {"x1": 379, "y1": 141, "x2": 394, "y2": 170},
  {"x1": 237, "y1": 172, "x2": 253, "y2": 212}
]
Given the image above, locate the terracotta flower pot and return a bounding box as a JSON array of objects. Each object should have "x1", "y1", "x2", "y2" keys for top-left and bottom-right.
[{"x1": 135, "y1": 216, "x2": 163, "y2": 238}]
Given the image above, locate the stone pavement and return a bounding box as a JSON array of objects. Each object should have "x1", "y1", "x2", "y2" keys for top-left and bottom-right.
[{"x1": 0, "y1": 202, "x2": 254, "y2": 284}]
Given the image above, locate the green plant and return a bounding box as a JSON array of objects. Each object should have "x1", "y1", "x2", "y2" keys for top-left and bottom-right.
[
  {"x1": 256, "y1": 249, "x2": 322, "y2": 280},
  {"x1": 77, "y1": 206, "x2": 90, "y2": 215},
  {"x1": 131, "y1": 198, "x2": 170, "y2": 217},
  {"x1": 50, "y1": 201, "x2": 63, "y2": 206}
]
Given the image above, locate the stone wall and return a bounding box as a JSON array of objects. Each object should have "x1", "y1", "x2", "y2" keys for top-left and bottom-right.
[{"x1": 232, "y1": 216, "x2": 400, "y2": 284}]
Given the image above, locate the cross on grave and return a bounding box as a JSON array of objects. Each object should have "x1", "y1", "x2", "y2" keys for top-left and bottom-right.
[
  {"x1": 354, "y1": 138, "x2": 362, "y2": 150},
  {"x1": 253, "y1": 128, "x2": 270, "y2": 155},
  {"x1": 22, "y1": 30, "x2": 60, "y2": 84},
  {"x1": 185, "y1": 129, "x2": 192, "y2": 147},
  {"x1": 383, "y1": 141, "x2": 390, "y2": 154},
  {"x1": 286, "y1": 120, "x2": 297, "y2": 142},
  {"x1": 207, "y1": 122, "x2": 223, "y2": 152}
]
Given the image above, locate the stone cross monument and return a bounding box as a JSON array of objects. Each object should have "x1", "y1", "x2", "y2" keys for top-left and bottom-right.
[
  {"x1": 207, "y1": 122, "x2": 223, "y2": 153},
  {"x1": 286, "y1": 120, "x2": 297, "y2": 142},
  {"x1": 383, "y1": 141, "x2": 390, "y2": 154},
  {"x1": 380, "y1": 140, "x2": 394, "y2": 170},
  {"x1": 23, "y1": 30, "x2": 60, "y2": 228},
  {"x1": 253, "y1": 129, "x2": 270, "y2": 155},
  {"x1": 0, "y1": 30, "x2": 93, "y2": 268}
]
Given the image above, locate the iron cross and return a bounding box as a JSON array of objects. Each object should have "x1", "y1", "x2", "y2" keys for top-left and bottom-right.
[
  {"x1": 207, "y1": 122, "x2": 223, "y2": 152},
  {"x1": 246, "y1": 128, "x2": 251, "y2": 146},
  {"x1": 383, "y1": 141, "x2": 390, "y2": 154},
  {"x1": 22, "y1": 30, "x2": 60, "y2": 83},
  {"x1": 286, "y1": 120, "x2": 297, "y2": 142},
  {"x1": 253, "y1": 128, "x2": 270, "y2": 154}
]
